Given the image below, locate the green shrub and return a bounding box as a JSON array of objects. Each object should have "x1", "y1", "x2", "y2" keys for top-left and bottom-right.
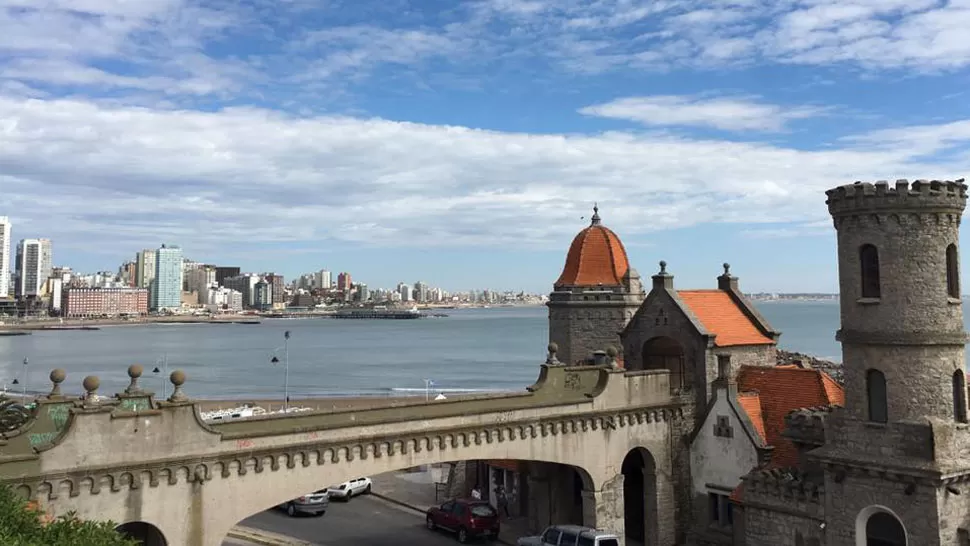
[{"x1": 0, "y1": 484, "x2": 137, "y2": 545}]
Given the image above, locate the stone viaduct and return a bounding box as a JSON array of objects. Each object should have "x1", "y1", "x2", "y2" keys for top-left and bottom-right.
[{"x1": 0, "y1": 346, "x2": 686, "y2": 546}]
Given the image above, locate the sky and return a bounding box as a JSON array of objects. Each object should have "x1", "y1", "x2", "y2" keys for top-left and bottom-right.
[{"x1": 2, "y1": 0, "x2": 970, "y2": 294}]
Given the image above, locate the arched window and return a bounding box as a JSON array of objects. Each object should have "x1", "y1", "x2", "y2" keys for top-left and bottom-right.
[
  {"x1": 947, "y1": 244, "x2": 960, "y2": 299},
  {"x1": 954, "y1": 370, "x2": 968, "y2": 423},
  {"x1": 866, "y1": 369, "x2": 888, "y2": 423},
  {"x1": 860, "y1": 244, "x2": 881, "y2": 298},
  {"x1": 866, "y1": 511, "x2": 906, "y2": 546}
]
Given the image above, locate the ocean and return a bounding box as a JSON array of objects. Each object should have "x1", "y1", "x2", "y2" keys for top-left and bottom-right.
[{"x1": 0, "y1": 301, "x2": 884, "y2": 399}]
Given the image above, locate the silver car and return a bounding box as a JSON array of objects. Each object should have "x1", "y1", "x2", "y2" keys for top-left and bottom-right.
[
  {"x1": 517, "y1": 525, "x2": 620, "y2": 546},
  {"x1": 278, "y1": 489, "x2": 330, "y2": 517}
]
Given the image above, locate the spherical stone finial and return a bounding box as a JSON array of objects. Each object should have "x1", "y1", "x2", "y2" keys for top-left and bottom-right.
[
  {"x1": 546, "y1": 342, "x2": 561, "y2": 365},
  {"x1": 723, "y1": 263, "x2": 731, "y2": 275},
  {"x1": 128, "y1": 364, "x2": 143, "y2": 379},
  {"x1": 659, "y1": 260, "x2": 667, "y2": 274},
  {"x1": 548, "y1": 342, "x2": 558, "y2": 354},
  {"x1": 82, "y1": 376, "x2": 101, "y2": 404},
  {"x1": 48, "y1": 369, "x2": 66, "y2": 398},
  {"x1": 606, "y1": 346, "x2": 618, "y2": 358},
  {"x1": 168, "y1": 370, "x2": 188, "y2": 403}
]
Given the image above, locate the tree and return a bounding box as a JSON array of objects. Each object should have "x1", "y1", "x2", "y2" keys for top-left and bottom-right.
[{"x1": 0, "y1": 484, "x2": 137, "y2": 546}]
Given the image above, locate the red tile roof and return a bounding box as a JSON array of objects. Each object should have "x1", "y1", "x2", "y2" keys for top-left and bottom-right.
[
  {"x1": 677, "y1": 290, "x2": 774, "y2": 346},
  {"x1": 737, "y1": 365, "x2": 845, "y2": 469},
  {"x1": 555, "y1": 221, "x2": 630, "y2": 288},
  {"x1": 736, "y1": 392, "x2": 766, "y2": 442}
]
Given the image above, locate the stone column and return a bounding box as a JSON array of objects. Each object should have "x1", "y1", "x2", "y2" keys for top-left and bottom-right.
[
  {"x1": 526, "y1": 463, "x2": 552, "y2": 534},
  {"x1": 582, "y1": 477, "x2": 626, "y2": 546}
]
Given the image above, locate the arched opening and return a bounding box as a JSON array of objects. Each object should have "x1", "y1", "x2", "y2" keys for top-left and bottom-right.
[
  {"x1": 860, "y1": 244, "x2": 881, "y2": 298},
  {"x1": 866, "y1": 511, "x2": 906, "y2": 546},
  {"x1": 947, "y1": 243, "x2": 960, "y2": 298},
  {"x1": 115, "y1": 521, "x2": 168, "y2": 546},
  {"x1": 642, "y1": 336, "x2": 688, "y2": 393},
  {"x1": 866, "y1": 369, "x2": 888, "y2": 423},
  {"x1": 622, "y1": 448, "x2": 658, "y2": 546},
  {"x1": 954, "y1": 370, "x2": 968, "y2": 423}
]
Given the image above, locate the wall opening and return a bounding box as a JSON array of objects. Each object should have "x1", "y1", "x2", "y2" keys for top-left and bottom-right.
[
  {"x1": 622, "y1": 448, "x2": 658, "y2": 546},
  {"x1": 641, "y1": 336, "x2": 687, "y2": 393},
  {"x1": 954, "y1": 370, "x2": 968, "y2": 423},
  {"x1": 115, "y1": 521, "x2": 168, "y2": 546},
  {"x1": 866, "y1": 369, "x2": 888, "y2": 423},
  {"x1": 866, "y1": 511, "x2": 906, "y2": 546},
  {"x1": 860, "y1": 244, "x2": 881, "y2": 298},
  {"x1": 948, "y1": 243, "x2": 960, "y2": 298}
]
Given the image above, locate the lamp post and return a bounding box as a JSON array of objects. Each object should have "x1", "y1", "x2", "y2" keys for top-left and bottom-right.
[
  {"x1": 152, "y1": 354, "x2": 168, "y2": 398},
  {"x1": 21, "y1": 357, "x2": 27, "y2": 401},
  {"x1": 271, "y1": 331, "x2": 291, "y2": 412},
  {"x1": 424, "y1": 379, "x2": 433, "y2": 402}
]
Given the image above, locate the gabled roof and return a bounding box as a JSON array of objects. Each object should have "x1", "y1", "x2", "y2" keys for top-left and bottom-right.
[
  {"x1": 676, "y1": 290, "x2": 774, "y2": 346},
  {"x1": 736, "y1": 393, "x2": 766, "y2": 442},
  {"x1": 737, "y1": 365, "x2": 845, "y2": 469}
]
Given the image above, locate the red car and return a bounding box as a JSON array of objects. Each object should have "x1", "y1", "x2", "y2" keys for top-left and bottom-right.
[{"x1": 426, "y1": 498, "x2": 501, "y2": 543}]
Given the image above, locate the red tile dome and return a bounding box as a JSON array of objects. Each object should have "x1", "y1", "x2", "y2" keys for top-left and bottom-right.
[{"x1": 554, "y1": 206, "x2": 630, "y2": 289}]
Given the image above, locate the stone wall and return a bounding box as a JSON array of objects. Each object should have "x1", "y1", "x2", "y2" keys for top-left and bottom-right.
[{"x1": 548, "y1": 298, "x2": 640, "y2": 367}]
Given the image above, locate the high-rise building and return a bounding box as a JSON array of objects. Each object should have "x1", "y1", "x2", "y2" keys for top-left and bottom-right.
[
  {"x1": 261, "y1": 273, "x2": 285, "y2": 305},
  {"x1": 15, "y1": 238, "x2": 52, "y2": 299},
  {"x1": 135, "y1": 249, "x2": 157, "y2": 289},
  {"x1": 185, "y1": 266, "x2": 216, "y2": 302},
  {"x1": 337, "y1": 272, "x2": 352, "y2": 292},
  {"x1": 151, "y1": 245, "x2": 183, "y2": 311},
  {"x1": 214, "y1": 266, "x2": 241, "y2": 287},
  {"x1": 315, "y1": 269, "x2": 332, "y2": 291},
  {"x1": 0, "y1": 216, "x2": 10, "y2": 298}
]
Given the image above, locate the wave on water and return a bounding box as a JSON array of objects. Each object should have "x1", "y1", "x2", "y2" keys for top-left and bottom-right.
[{"x1": 387, "y1": 387, "x2": 510, "y2": 394}]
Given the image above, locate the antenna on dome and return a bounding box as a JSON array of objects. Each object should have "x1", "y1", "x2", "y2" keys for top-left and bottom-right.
[{"x1": 591, "y1": 203, "x2": 601, "y2": 226}]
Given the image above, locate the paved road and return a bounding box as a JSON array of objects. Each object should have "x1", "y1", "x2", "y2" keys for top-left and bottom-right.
[{"x1": 231, "y1": 494, "x2": 469, "y2": 546}]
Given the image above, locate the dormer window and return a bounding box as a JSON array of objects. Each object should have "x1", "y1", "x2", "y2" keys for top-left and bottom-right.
[{"x1": 860, "y1": 244, "x2": 881, "y2": 298}]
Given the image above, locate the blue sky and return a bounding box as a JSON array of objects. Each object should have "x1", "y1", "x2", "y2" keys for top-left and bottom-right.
[{"x1": 2, "y1": 0, "x2": 970, "y2": 294}]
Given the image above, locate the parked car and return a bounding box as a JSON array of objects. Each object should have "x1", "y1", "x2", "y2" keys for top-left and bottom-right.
[
  {"x1": 277, "y1": 489, "x2": 329, "y2": 517},
  {"x1": 426, "y1": 498, "x2": 501, "y2": 543},
  {"x1": 517, "y1": 525, "x2": 620, "y2": 546},
  {"x1": 327, "y1": 477, "x2": 372, "y2": 500}
]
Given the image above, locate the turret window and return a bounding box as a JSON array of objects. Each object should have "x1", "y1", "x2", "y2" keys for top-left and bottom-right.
[
  {"x1": 860, "y1": 244, "x2": 881, "y2": 298},
  {"x1": 866, "y1": 369, "x2": 888, "y2": 423},
  {"x1": 954, "y1": 370, "x2": 968, "y2": 423},
  {"x1": 947, "y1": 244, "x2": 960, "y2": 299}
]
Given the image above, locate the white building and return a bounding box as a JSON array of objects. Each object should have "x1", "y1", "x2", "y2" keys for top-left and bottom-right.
[
  {"x1": 315, "y1": 269, "x2": 332, "y2": 290},
  {"x1": 206, "y1": 286, "x2": 243, "y2": 312},
  {"x1": 135, "y1": 249, "x2": 156, "y2": 290},
  {"x1": 15, "y1": 238, "x2": 52, "y2": 298},
  {"x1": 151, "y1": 245, "x2": 183, "y2": 311},
  {"x1": 0, "y1": 217, "x2": 10, "y2": 298}
]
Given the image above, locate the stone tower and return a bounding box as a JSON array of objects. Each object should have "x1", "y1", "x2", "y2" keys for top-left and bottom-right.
[
  {"x1": 816, "y1": 179, "x2": 970, "y2": 545},
  {"x1": 547, "y1": 205, "x2": 644, "y2": 366}
]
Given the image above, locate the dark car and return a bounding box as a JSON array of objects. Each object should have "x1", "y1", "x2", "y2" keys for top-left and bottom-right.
[
  {"x1": 277, "y1": 488, "x2": 329, "y2": 517},
  {"x1": 426, "y1": 498, "x2": 500, "y2": 543}
]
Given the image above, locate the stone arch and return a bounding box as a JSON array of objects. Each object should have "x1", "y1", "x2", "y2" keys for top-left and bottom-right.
[
  {"x1": 866, "y1": 369, "x2": 888, "y2": 423},
  {"x1": 860, "y1": 244, "x2": 881, "y2": 298},
  {"x1": 953, "y1": 369, "x2": 968, "y2": 423},
  {"x1": 641, "y1": 336, "x2": 687, "y2": 392},
  {"x1": 116, "y1": 521, "x2": 168, "y2": 546},
  {"x1": 855, "y1": 505, "x2": 907, "y2": 546},
  {"x1": 947, "y1": 243, "x2": 960, "y2": 298},
  {"x1": 622, "y1": 447, "x2": 659, "y2": 546}
]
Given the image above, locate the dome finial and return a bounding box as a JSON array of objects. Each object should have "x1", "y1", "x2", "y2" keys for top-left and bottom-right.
[{"x1": 591, "y1": 203, "x2": 601, "y2": 226}]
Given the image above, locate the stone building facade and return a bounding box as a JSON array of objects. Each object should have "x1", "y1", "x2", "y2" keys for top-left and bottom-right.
[{"x1": 547, "y1": 180, "x2": 968, "y2": 546}]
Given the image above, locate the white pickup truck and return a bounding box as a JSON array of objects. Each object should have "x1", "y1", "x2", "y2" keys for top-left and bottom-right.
[{"x1": 517, "y1": 525, "x2": 620, "y2": 546}]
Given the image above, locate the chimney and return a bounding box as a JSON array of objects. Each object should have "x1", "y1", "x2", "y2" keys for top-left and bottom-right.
[
  {"x1": 718, "y1": 263, "x2": 738, "y2": 292},
  {"x1": 715, "y1": 354, "x2": 737, "y2": 395},
  {"x1": 652, "y1": 260, "x2": 674, "y2": 290},
  {"x1": 592, "y1": 350, "x2": 608, "y2": 366}
]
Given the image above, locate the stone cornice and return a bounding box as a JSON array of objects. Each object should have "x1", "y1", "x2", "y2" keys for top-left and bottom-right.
[{"x1": 836, "y1": 328, "x2": 970, "y2": 345}]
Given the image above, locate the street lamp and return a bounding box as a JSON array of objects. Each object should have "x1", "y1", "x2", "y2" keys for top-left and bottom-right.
[
  {"x1": 21, "y1": 357, "x2": 27, "y2": 401},
  {"x1": 270, "y1": 331, "x2": 291, "y2": 412},
  {"x1": 151, "y1": 354, "x2": 169, "y2": 398}
]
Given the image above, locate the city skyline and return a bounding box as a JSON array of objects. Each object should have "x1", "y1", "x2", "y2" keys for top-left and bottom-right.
[{"x1": 4, "y1": 2, "x2": 970, "y2": 293}]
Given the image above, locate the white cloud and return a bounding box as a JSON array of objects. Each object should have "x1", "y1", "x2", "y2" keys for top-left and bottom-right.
[
  {"x1": 0, "y1": 95, "x2": 965, "y2": 260},
  {"x1": 579, "y1": 95, "x2": 827, "y2": 132}
]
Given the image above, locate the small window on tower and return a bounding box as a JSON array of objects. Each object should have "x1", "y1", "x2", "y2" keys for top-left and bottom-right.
[
  {"x1": 867, "y1": 369, "x2": 888, "y2": 423},
  {"x1": 954, "y1": 370, "x2": 968, "y2": 423},
  {"x1": 947, "y1": 244, "x2": 960, "y2": 299},
  {"x1": 859, "y1": 244, "x2": 881, "y2": 298}
]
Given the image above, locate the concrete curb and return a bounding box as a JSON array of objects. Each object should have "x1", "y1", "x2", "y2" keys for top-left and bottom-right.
[
  {"x1": 369, "y1": 492, "x2": 515, "y2": 546},
  {"x1": 227, "y1": 525, "x2": 313, "y2": 546}
]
